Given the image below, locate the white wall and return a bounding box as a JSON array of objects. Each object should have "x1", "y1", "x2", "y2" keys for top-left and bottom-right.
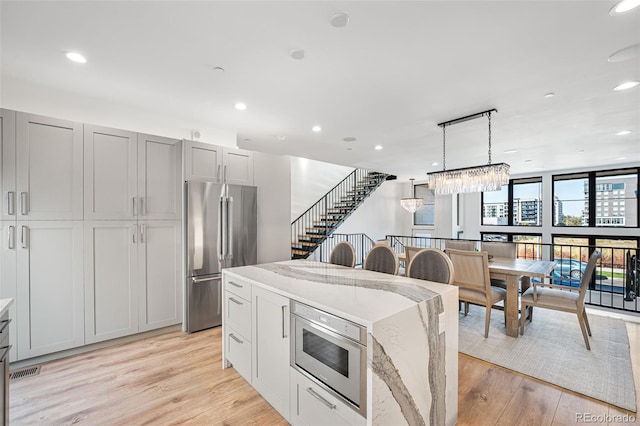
[
  {"x1": 290, "y1": 157, "x2": 353, "y2": 221},
  {"x1": 254, "y1": 152, "x2": 291, "y2": 263},
  {"x1": 1, "y1": 76, "x2": 236, "y2": 146}
]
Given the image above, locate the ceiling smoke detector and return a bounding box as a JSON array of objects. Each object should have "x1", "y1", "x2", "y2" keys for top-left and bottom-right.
[{"x1": 289, "y1": 49, "x2": 306, "y2": 60}]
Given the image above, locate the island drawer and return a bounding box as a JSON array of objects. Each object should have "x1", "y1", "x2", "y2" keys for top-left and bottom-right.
[
  {"x1": 224, "y1": 290, "x2": 251, "y2": 338},
  {"x1": 224, "y1": 275, "x2": 252, "y2": 301},
  {"x1": 225, "y1": 325, "x2": 251, "y2": 382},
  {"x1": 290, "y1": 368, "x2": 365, "y2": 426}
]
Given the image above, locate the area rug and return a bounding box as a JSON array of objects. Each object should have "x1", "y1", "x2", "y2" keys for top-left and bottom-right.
[{"x1": 458, "y1": 305, "x2": 637, "y2": 412}]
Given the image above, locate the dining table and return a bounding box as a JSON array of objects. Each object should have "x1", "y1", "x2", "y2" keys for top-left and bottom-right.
[{"x1": 398, "y1": 252, "x2": 556, "y2": 337}]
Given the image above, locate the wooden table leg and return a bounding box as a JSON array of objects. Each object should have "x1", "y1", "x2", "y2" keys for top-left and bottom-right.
[{"x1": 505, "y1": 275, "x2": 519, "y2": 337}]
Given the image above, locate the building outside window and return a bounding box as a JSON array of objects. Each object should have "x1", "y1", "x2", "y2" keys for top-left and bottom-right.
[{"x1": 482, "y1": 177, "x2": 542, "y2": 226}]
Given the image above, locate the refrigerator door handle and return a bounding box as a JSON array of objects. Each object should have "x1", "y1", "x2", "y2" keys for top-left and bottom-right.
[
  {"x1": 219, "y1": 195, "x2": 225, "y2": 264},
  {"x1": 227, "y1": 196, "x2": 233, "y2": 260},
  {"x1": 192, "y1": 276, "x2": 219, "y2": 284}
]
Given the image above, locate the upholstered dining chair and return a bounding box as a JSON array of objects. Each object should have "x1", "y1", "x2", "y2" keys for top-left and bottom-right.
[
  {"x1": 520, "y1": 251, "x2": 601, "y2": 350},
  {"x1": 446, "y1": 248, "x2": 506, "y2": 338},
  {"x1": 444, "y1": 240, "x2": 476, "y2": 252},
  {"x1": 481, "y1": 241, "x2": 517, "y2": 289},
  {"x1": 407, "y1": 248, "x2": 455, "y2": 285},
  {"x1": 363, "y1": 244, "x2": 399, "y2": 275},
  {"x1": 329, "y1": 241, "x2": 356, "y2": 268},
  {"x1": 404, "y1": 246, "x2": 422, "y2": 270}
]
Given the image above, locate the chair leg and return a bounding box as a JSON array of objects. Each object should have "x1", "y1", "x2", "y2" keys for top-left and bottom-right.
[
  {"x1": 582, "y1": 307, "x2": 591, "y2": 336},
  {"x1": 484, "y1": 305, "x2": 491, "y2": 338},
  {"x1": 464, "y1": 302, "x2": 469, "y2": 316},
  {"x1": 577, "y1": 312, "x2": 591, "y2": 350},
  {"x1": 519, "y1": 303, "x2": 527, "y2": 335}
]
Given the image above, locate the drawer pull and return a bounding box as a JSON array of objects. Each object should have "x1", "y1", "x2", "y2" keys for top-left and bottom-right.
[
  {"x1": 0, "y1": 319, "x2": 11, "y2": 335},
  {"x1": 229, "y1": 297, "x2": 243, "y2": 306},
  {"x1": 306, "y1": 387, "x2": 336, "y2": 410},
  {"x1": 229, "y1": 333, "x2": 243, "y2": 344},
  {"x1": 228, "y1": 281, "x2": 243, "y2": 288}
]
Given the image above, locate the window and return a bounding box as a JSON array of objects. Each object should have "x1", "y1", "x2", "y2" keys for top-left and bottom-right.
[
  {"x1": 480, "y1": 232, "x2": 542, "y2": 259},
  {"x1": 413, "y1": 184, "x2": 435, "y2": 226},
  {"x1": 481, "y1": 177, "x2": 542, "y2": 226},
  {"x1": 553, "y1": 168, "x2": 638, "y2": 228}
]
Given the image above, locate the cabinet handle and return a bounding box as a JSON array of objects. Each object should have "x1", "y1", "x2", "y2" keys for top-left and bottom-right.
[
  {"x1": 140, "y1": 197, "x2": 145, "y2": 216},
  {"x1": 0, "y1": 345, "x2": 11, "y2": 362},
  {"x1": 132, "y1": 196, "x2": 137, "y2": 216},
  {"x1": 224, "y1": 165, "x2": 227, "y2": 182},
  {"x1": 282, "y1": 305, "x2": 287, "y2": 338},
  {"x1": 132, "y1": 224, "x2": 137, "y2": 243},
  {"x1": 140, "y1": 224, "x2": 145, "y2": 243},
  {"x1": 0, "y1": 319, "x2": 11, "y2": 335},
  {"x1": 7, "y1": 225, "x2": 15, "y2": 249},
  {"x1": 306, "y1": 388, "x2": 336, "y2": 410},
  {"x1": 20, "y1": 225, "x2": 28, "y2": 249},
  {"x1": 229, "y1": 333, "x2": 243, "y2": 344},
  {"x1": 7, "y1": 192, "x2": 15, "y2": 215},
  {"x1": 217, "y1": 165, "x2": 221, "y2": 181},
  {"x1": 228, "y1": 281, "x2": 243, "y2": 288},
  {"x1": 229, "y1": 297, "x2": 243, "y2": 306},
  {"x1": 20, "y1": 192, "x2": 28, "y2": 215}
]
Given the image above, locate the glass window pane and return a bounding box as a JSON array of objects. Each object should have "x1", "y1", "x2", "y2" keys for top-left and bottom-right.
[
  {"x1": 513, "y1": 180, "x2": 542, "y2": 226},
  {"x1": 481, "y1": 233, "x2": 507, "y2": 242},
  {"x1": 513, "y1": 235, "x2": 542, "y2": 259},
  {"x1": 413, "y1": 184, "x2": 435, "y2": 226},
  {"x1": 482, "y1": 185, "x2": 508, "y2": 225},
  {"x1": 553, "y1": 177, "x2": 588, "y2": 226},
  {"x1": 595, "y1": 174, "x2": 637, "y2": 227}
]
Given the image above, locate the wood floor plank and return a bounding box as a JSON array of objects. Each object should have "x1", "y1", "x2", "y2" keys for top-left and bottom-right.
[
  {"x1": 552, "y1": 392, "x2": 611, "y2": 426},
  {"x1": 495, "y1": 377, "x2": 561, "y2": 426}
]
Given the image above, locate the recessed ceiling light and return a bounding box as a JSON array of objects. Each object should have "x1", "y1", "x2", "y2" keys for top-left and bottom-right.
[
  {"x1": 616, "y1": 130, "x2": 632, "y2": 136},
  {"x1": 431, "y1": 162, "x2": 439, "y2": 166},
  {"x1": 544, "y1": 92, "x2": 555, "y2": 98},
  {"x1": 234, "y1": 102, "x2": 247, "y2": 110},
  {"x1": 347, "y1": 148, "x2": 352, "y2": 151},
  {"x1": 578, "y1": 149, "x2": 585, "y2": 153},
  {"x1": 613, "y1": 81, "x2": 640, "y2": 91},
  {"x1": 330, "y1": 12, "x2": 350, "y2": 28},
  {"x1": 524, "y1": 159, "x2": 532, "y2": 163},
  {"x1": 289, "y1": 49, "x2": 306, "y2": 60},
  {"x1": 213, "y1": 66, "x2": 225, "y2": 73},
  {"x1": 616, "y1": 156, "x2": 628, "y2": 160},
  {"x1": 312, "y1": 125, "x2": 322, "y2": 133},
  {"x1": 504, "y1": 149, "x2": 518, "y2": 154},
  {"x1": 374, "y1": 145, "x2": 383, "y2": 150},
  {"x1": 243, "y1": 138, "x2": 251, "y2": 142},
  {"x1": 608, "y1": 44, "x2": 640, "y2": 62},
  {"x1": 66, "y1": 52, "x2": 86, "y2": 63},
  {"x1": 343, "y1": 136, "x2": 357, "y2": 142},
  {"x1": 609, "y1": 0, "x2": 640, "y2": 15}
]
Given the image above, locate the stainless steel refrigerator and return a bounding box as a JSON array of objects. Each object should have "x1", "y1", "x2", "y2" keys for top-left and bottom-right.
[{"x1": 186, "y1": 181, "x2": 257, "y2": 332}]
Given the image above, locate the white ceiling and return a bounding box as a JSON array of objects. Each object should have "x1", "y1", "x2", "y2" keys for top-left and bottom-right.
[{"x1": 1, "y1": 1, "x2": 639, "y2": 180}]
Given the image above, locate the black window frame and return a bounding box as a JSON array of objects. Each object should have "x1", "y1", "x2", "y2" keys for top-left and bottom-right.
[{"x1": 481, "y1": 176, "x2": 543, "y2": 227}]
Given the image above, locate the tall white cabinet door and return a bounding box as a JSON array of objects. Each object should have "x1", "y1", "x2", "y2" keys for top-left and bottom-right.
[
  {"x1": 0, "y1": 222, "x2": 17, "y2": 362},
  {"x1": 16, "y1": 113, "x2": 83, "y2": 220},
  {"x1": 84, "y1": 126, "x2": 137, "y2": 220},
  {"x1": 84, "y1": 221, "x2": 138, "y2": 344},
  {"x1": 222, "y1": 147, "x2": 254, "y2": 185},
  {"x1": 252, "y1": 286, "x2": 290, "y2": 420},
  {"x1": 16, "y1": 221, "x2": 84, "y2": 359},
  {"x1": 137, "y1": 134, "x2": 181, "y2": 220},
  {"x1": 138, "y1": 220, "x2": 182, "y2": 331},
  {"x1": 184, "y1": 141, "x2": 223, "y2": 183},
  {"x1": 1, "y1": 110, "x2": 16, "y2": 221}
]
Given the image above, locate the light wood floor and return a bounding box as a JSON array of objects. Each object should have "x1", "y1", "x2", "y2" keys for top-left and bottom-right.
[{"x1": 9, "y1": 322, "x2": 640, "y2": 425}]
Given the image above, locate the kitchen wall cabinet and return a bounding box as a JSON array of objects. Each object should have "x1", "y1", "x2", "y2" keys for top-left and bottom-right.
[
  {"x1": 85, "y1": 127, "x2": 181, "y2": 221},
  {"x1": 16, "y1": 221, "x2": 84, "y2": 359},
  {"x1": 1, "y1": 110, "x2": 16, "y2": 221},
  {"x1": 0, "y1": 222, "x2": 17, "y2": 362},
  {"x1": 16, "y1": 113, "x2": 83, "y2": 220},
  {"x1": 184, "y1": 141, "x2": 254, "y2": 185},
  {"x1": 252, "y1": 285, "x2": 290, "y2": 420}
]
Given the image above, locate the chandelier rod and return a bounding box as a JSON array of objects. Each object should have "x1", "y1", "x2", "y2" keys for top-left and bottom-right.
[{"x1": 437, "y1": 108, "x2": 497, "y2": 128}]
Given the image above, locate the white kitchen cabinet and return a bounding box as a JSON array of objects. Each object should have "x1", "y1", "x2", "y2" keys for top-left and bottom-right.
[
  {"x1": 84, "y1": 126, "x2": 137, "y2": 220},
  {"x1": 184, "y1": 141, "x2": 254, "y2": 185},
  {"x1": 252, "y1": 285, "x2": 290, "y2": 420},
  {"x1": 1, "y1": 110, "x2": 16, "y2": 221},
  {"x1": 84, "y1": 221, "x2": 139, "y2": 343},
  {"x1": 0, "y1": 222, "x2": 17, "y2": 362},
  {"x1": 16, "y1": 113, "x2": 83, "y2": 220},
  {"x1": 137, "y1": 220, "x2": 182, "y2": 331},
  {"x1": 137, "y1": 134, "x2": 181, "y2": 220},
  {"x1": 16, "y1": 221, "x2": 84, "y2": 359},
  {"x1": 223, "y1": 276, "x2": 253, "y2": 383}
]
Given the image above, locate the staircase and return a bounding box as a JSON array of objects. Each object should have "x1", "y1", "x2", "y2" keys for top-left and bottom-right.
[{"x1": 291, "y1": 169, "x2": 391, "y2": 259}]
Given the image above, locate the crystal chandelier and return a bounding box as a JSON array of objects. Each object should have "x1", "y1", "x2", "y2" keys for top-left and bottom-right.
[
  {"x1": 427, "y1": 109, "x2": 510, "y2": 195},
  {"x1": 400, "y1": 179, "x2": 425, "y2": 213}
]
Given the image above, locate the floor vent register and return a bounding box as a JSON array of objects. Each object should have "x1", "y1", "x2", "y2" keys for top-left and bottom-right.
[{"x1": 9, "y1": 365, "x2": 41, "y2": 381}]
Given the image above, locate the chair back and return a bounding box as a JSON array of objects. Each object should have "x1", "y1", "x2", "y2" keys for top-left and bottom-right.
[
  {"x1": 445, "y1": 240, "x2": 476, "y2": 252},
  {"x1": 446, "y1": 249, "x2": 491, "y2": 296},
  {"x1": 364, "y1": 245, "x2": 399, "y2": 275},
  {"x1": 577, "y1": 251, "x2": 602, "y2": 305},
  {"x1": 404, "y1": 246, "x2": 422, "y2": 268},
  {"x1": 407, "y1": 248, "x2": 455, "y2": 285},
  {"x1": 481, "y1": 241, "x2": 516, "y2": 259},
  {"x1": 329, "y1": 241, "x2": 356, "y2": 268}
]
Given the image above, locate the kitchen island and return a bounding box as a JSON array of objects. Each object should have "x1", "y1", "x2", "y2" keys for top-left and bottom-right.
[{"x1": 222, "y1": 261, "x2": 458, "y2": 426}]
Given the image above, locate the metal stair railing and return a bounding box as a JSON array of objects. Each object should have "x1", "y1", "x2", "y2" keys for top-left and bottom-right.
[{"x1": 291, "y1": 169, "x2": 389, "y2": 260}]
